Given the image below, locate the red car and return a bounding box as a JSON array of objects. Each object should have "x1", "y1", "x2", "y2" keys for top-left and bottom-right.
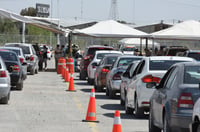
[{"x1": 79, "y1": 45, "x2": 114, "y2": 80}]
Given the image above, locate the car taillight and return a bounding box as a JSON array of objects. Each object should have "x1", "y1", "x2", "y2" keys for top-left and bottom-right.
[
  {"x1": 112, "y1": 72, "x2": 122, "y2": 80},
  {"x1": 47, "y1": 51, "x2": 50, "y2": 53},
  {"x1": 177, "y1": 93, "x2": 193, "y2": 108},
  {"x1": 101, "y1": 68, "x2": 109, "y2": 73},
  {"x1": 30, "y1": 56, "x2": 34, "y2": 61},
  {"x1": 19, "y1": 57, "x2": 24, "y2": 64},
  {"x1": 0, "y1": 71, "x2": 7, "y2": 77},
  {"x1": 12, "y1": 65, "x2": 20, "y2": 72},
  {"x1": 84, "y1": 55, "x2": 91, "y2": 60},
  {"x1": 142, "y1": 75, "x2": 161, "y2": 84}
]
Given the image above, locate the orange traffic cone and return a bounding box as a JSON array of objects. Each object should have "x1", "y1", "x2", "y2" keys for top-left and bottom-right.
[
  {"x1": 62, "y1": 65, "x2": 65, "y2": 79},
  {"x1": 65, "y1": 66, "x2": 69, "y2": 82},
  {"x1": 68, "y1": 73, "x2": 75, "y2": 91},
  {"x1": 112, "y1": 111, "x2": 122, "y2": 132},
  {"x1": 82, "y1": 88, "x2": 99, "y2": 123}
]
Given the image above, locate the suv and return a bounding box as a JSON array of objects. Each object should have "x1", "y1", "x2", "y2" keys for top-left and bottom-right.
[
  {"x1": 5, "y1": 43, "x2": 39, "y2": 75},
  {"x1": 163, "y1": 46, "x2": 189, "y2": 56},
  {"x1": 183, "y1": 50, "x2": 200, "y2": 61},
  {"x1": 79, "y1": 45, "x2": 114, "y2": 80}
]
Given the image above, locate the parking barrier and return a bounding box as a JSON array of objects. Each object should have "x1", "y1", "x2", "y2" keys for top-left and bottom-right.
[{"x1": 57, "y1": 57, "x2": 65, "y2": 74}]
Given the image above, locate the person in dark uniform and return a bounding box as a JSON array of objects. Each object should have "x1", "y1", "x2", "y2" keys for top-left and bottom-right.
[{"x1": 42, "y1": 45, "x2": 48, "y2": 70}]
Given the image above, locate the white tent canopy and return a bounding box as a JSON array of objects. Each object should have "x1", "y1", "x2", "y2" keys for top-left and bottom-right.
[
  {"x1": 73, "y1": 20, "x2": 148, "y2": 38},
  {"x1": 119, "y1": 38, "x2": 160, "y2": 48},
  {"x1": 151, "y1": 20, "x2": 200, "y2": 40}
]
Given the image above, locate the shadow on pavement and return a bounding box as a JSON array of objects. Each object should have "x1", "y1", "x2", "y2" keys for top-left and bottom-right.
[
  {"x1": 80, "y1": 88, "x2": 92, "y2": 93},
  {"x1": 75, "y1": 82, "x2": 89, "y2": 86},
  {"x1": 103, "y1": 112, "x2": 149, "y2": 120},
  {"x1": 101, "y1": 104, "x2": 124, "y2": 111}
]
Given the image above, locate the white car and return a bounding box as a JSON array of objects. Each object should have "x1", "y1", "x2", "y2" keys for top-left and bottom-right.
[
  {"x1": 87, "y1": 50, "x2": 122, "y2": 85},
  {"x1": 190, "y1": 98, "x2": 200, "y2": 132},
  {"x1": 125, "y1": 56, "x2": 195, "y2": 118}
]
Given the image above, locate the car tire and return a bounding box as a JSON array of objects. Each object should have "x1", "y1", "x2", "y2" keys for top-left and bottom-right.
[
  {"x1": 0, "y1": 93, "x2": 9, "y2": 104},
  {"x1": 134, "y1": 97, "x2": 144, "y2": 118},
  {"x1": 16, "y1": 80, "x2": 23, "y2": 90},
  {"x1": 105, "y1": 86, "x2": 109, "y2": 96},
  {"x1": 35, "y1": 67, "x2": 38, "y2": 74},
  {"x1": 87, "y1": 77, "x2": 93, "y2": 85},
  {"x1": 163, "y1": 113, "x2": 171, "y2": 132},
  {"x1": 79, "y1": 71, "x2": 86, "y2": 80},
  {"x1": 197, "y1": 124, "x2": 200, "y2": 132},
  {"x1": 149, "y1": 107, "x2": 161, "y2": 132},
  {"x1": 125, "y1": 96, "x2": 133, "y2": 114},
  {"x1": 120, "y1": 87, "x2": 125, "y2": 106},
  {"x1": 30, "y1": 68, "x2": 35, "y2": 75}
]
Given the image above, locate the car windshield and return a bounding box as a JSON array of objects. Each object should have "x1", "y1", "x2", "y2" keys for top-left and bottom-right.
[
  {"x1": 0, "y1": 52, "x2": 18, "y2": 61},
  {"x1": 117, "y1": 58, "x2": 142, "y2": 67},
  {"x1": 150, "y1": 60, "x2": 188, "y2": 71},
  {"x1": 188, "y1": 52, "x2": 200, "y2": 61},
  {"x1": 167, "y1": 49, "x2": 188, "y2": 56},
  {"x1": 184, "y1": 66, "x2": 200, "y2": 84}
]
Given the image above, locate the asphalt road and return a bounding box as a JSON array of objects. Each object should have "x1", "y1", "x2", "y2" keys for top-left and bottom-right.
[{"x1": 0, "y1": 58, "x2": 148, "y2": 132}]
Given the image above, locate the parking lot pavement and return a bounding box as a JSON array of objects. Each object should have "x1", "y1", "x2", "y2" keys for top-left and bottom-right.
[{"x1": 0, "y1": 59, "x2": 148, "y2": 132}]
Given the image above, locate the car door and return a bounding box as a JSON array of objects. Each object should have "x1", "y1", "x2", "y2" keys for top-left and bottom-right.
[{"x1": 152, "y1": 66, "x2": 178, "y2": 126}]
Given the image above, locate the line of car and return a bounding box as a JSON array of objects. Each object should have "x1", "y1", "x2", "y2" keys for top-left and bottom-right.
[
  {"x1": 0, "y1": 43, "x2": 53, "y2": 104},
  {"x1": 79, "y1": 45, "x2": 200, "y2": 132}
]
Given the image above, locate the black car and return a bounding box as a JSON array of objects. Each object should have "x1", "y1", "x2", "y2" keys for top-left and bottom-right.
[
  {"x1": 0, "y1": 49, "x2": 24, "y2": 90},
  {"x1": 149, "y1": 62, "x2": 200, "y2": 132}
]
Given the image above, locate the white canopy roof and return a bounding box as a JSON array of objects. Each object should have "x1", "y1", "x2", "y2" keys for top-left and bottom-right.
[
  {"x1": 151, "y1": 20, "x2": 200, "y2": 40},
  {"x1": 73, "y1": 20, "x2": 148, "y2": 38},
  {"x1": 119, "y1": 38, "x2": 160, "y2": 48}
]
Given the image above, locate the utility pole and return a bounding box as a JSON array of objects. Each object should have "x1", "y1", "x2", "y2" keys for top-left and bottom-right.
[{"x1": 109, "y1": 0, "x2": 119, "y2": 20}]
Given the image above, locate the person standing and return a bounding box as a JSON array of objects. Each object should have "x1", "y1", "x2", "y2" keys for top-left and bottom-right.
[
  {"x1": 54, "y1": 44, "x2": 62, "y2": 70},
  {"x1": 42, "y1": 45, "x2": 48, "y2": 70}
]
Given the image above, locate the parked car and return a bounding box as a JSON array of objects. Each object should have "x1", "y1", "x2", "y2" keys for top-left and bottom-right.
[
  {"x1": 0, "y1": 56, "x2": 11, "y2": 104},
  {"x1": 163, "y1": 46, "x2": 189, "y2": 56},
  {"x1": 4, "y1": 43, "x2": 39, "y2": 75},
  {"x1": 94, "y1": 54, "x2": 122, "y2": 92},
  {"x1": 79, "y1": 45, "x2": 114, "y2": 80},
  {"x1": 0, "y1": 47, "x2": 27, "y2": 80},
  {"x1": 0, "y1": 49, "x2": 24, "y2": 90},
  {"x1": 87, "y1": 50, "x2": 122, "y2": 85},
  {"x1": 125, "y1": 56, "x2": 195, "y2": 118},
  {"x1": 183, "y1": 50, "x2": 200, "y2": 61},
  {"x1": 120, "y1": 61, "x2": 140, "y2": 105},
  {"x1": 149, "y1": 62, "x2": 200, "y2": 132},
  {"x1": 40, "y1": 45, "x2": 52, "y2": 60},
  {"x1": 106, "y1": 55, "x2": 143, "y2": 98},
  {"x1": 190, "y1": 98, "x2": 200, "y2": 132}
]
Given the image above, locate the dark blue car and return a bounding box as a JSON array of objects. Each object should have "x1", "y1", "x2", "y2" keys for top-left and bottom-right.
[{"x1": 149, "y1": 62, "x2": 200, "y2": 132}]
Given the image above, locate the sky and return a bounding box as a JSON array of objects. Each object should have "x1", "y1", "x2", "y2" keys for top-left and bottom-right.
[{"x1": 1, "y1": 0, "x2": 200, "y2": 25}]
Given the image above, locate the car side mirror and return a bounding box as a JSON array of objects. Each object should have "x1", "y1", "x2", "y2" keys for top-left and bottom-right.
[{"x1": 146, "y1": 82, "x2": 157, "y2": 88}]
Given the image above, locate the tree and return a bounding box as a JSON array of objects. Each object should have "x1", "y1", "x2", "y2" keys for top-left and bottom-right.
[{"x1": 20, "y1": 7, "x2": 36, "y2": 16}]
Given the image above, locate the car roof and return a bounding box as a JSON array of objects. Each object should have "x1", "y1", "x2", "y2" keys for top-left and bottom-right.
[
  {"x1": 148, "y1": 56, "x2": 195, "y2": 61},
  {"x1": 87, "y1": 45, "x2": 113, "y2": 49},
  {"x1": 0, "y1": 46, "x2": 22, "y2": 50},
  {"x1": 5, "y1": 43, "x2": 32, "y2": 47},
  {"x1": 95, "y1": 50, "x2": 122, "y2": 54},
  {"x1": 118, "y1": 55, "x2": 144, "y2": 59},
  {"x1": 186, "y1": 50, "x2": 200, "y2": 53}
]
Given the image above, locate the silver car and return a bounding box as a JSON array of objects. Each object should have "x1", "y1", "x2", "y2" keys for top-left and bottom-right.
[
  {"x1": 5, "y1": 43, "x2": 39, "y2": 75},
  {"x1": 106, "y1": 55, "x2": 143, "y2": 98},
  {"x1": 0, "y1": 56, "x2": 11, "y2": 104}
]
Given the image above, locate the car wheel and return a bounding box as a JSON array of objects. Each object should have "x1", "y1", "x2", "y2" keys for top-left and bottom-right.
[
  {"x1": 0, "y1": 93, "x2": 9, "y2": 104},
  {"x1": 16, "y1": 80, "x2": 23, "y2": 90},
  {"x1": 134, "y1": 97, "x2": 144, "y2": 118},
  {"x1": 120, "y1": 87, "x2": 125, "y2": 106},
  {"x1": 30, "y1": 68, "x2": 35, "y2": 75},
  {"x1": 87, "y1": 77, "x2": 93, "y2": 85},
  {"x1": 149, "y1": 107, "x2": 161, "y2": 132},
  {"x1": 35, "y1": 67, "x2": 38, "y2": 74},
  {"x1": 125, "y1": 96, "x2": 133, "y2": 114},
  {"x1": 163, "y1": 113, "x2": 171, "y2": 132},
  {"x1": 79, "y1": 71, "x2": 86, "y2": 80},
  {"x1": 105, "y1": 86, "x2": 109, "y2": 96},
  {"x1": 197, "y1": 123, "x2": 200, "y2": 132}
]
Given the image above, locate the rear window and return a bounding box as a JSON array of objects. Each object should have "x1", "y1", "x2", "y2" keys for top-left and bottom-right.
[
  {"x1": 106, "y1": 56, "x2": 118, "y2": 65},
  {"x1": 5, "y1": 44, "x2": 30, "y2": 54},
  {"x1": 167, "y1": 49, "x2": 188, "y2": 56},
  {"x1": 188, "y1": 53, "x2": 200, "y2": 61},
  {"x1": 123, "y1": 47, "x2": 136, "y2": 51},
  {"x1": 88, "y1": 47, "x2": 113, "y2": 56},
  {"x1": 0, "y1": 52, "x2": 18, "y2": 61},
  {"x1": 184, "y1": 66, "x2": 200, "y2": 84},
  {"x1": 150, "y1": 60, "x2": 187, "y2": 70},
  {"x1": 6, "y1": 49, "x2": 20, "y2": 56},
  {"x1": 97, "y1": 53, "x2": 120, "y2": 59},
  {"x1": 117, "y1": 58, "x2": 142, "y2": 67}
]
